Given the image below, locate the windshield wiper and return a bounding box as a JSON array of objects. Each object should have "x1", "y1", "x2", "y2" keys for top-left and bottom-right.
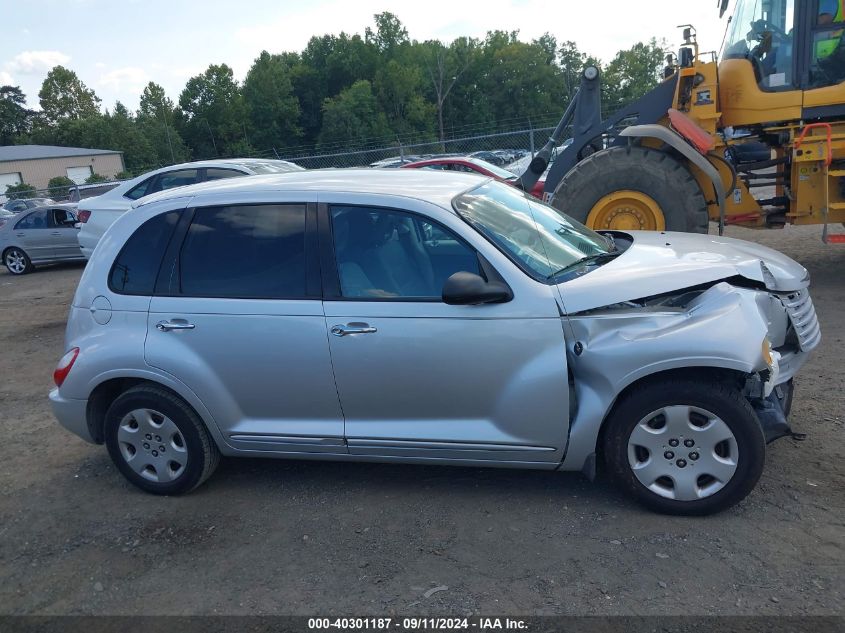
[{"x1": 546, "y1": 251, "x2": 621, "y2": 280}]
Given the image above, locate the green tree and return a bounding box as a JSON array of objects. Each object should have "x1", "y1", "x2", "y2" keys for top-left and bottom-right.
[
  {"x1": 4, "y1": 183, "x2": 36, "y2": 199},
  {"x1": 421, "y1": 38, "x2": 476, "y2": 141},
  {"x1": 38, "y1": 66, "x2": 101, "y2": 124},
  {"x1": 177, "y1": 64, "x2": 251, "y2": 159},
  {"x1": 318, "y1": 80, "x2": 391, "y2": 149},
  {"x1": 481, "y1": 36, "x2": 565, "y2": 125},
  {"x1": 47, "y1": 176, "x2": 75, "y2": 199},
  {"x1": 0, "y1": 86, "x2": 33, "y2": 144},
  {"x1": 138, "y1": 82, "x2": 189, "y2": 165},
  {"x1": 374, "y1": 59, "x2": 434, "y2": 138},
  {"x1": 365, "y1": 12, "x2": 409, "y2": 59},
  {"x1": 106, "y1": 102, "x2": 158, "y2": 172},
  {"x1": 602, "y1": 38, "x2": 667, "y2": 113},
  {"x1": 293, "y1": 32, "x2": 379, "y2": 144},
  {"x1": 243, "y1": 51, "x2": 302, "y2": 151},
  {"x1": 85, "y1": 173, "x2": 108, "y2": 184}
]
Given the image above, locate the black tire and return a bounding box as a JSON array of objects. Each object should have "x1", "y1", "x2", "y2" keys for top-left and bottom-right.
[
  {"x1": 104, "y1": 384, "x2": 220, "y2": 495},
  {"x1": 602, "y1": 378, "x2": 766, "y2": 516},
  {"x1": 553, "y1": 145, "x2": 709, "y2": 233},
  {"x1": 3, "y1": 247, "x2": 34, "y2": 275}
]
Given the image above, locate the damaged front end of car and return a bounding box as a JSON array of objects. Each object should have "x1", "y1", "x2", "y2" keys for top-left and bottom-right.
[{"x1": 559, "y1": 273, "x2": 820, "y2": 474}]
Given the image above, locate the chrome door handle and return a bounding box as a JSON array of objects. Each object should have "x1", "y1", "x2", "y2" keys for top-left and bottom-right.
[
  {"x1": 51, "y1": 231, "x2": 62, "y2": 236},
  {"x1": 156, "y1": 320, "x2": 196, "y2": 332},
  {"x1": 330, "y1": 323, "x2": 377, "y2": 336}
]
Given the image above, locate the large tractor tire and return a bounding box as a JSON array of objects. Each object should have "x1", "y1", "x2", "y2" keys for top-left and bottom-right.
[{"x1": 552, "y1": 145, "x2": 709, "y2": 233}]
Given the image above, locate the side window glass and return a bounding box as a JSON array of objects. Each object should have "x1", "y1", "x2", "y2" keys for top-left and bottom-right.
[
  {"x1": 156, "y1": 169, "x2": 199, "y2": 193},
  {"x1": 204, "y1": 168, "x2": 246, "y2": 181},
  {"x1": 14, "y1": 210, "x2": 47, "y2": 230},
  {"x1": 109, "y1": 211, "x2": 181, "y2": 295},
  {"x1": 330, "y1": 206, "x2": 479, "y2": 300},
  {"x1": 179, "y1": 204, "x2": 307, "y2": 299},
  {"x1": 810, "y1": 0, "x2": 844, "y2": 88},
  {"x1": 125, "y1": 177, "x2": 155, "y2": 201}
]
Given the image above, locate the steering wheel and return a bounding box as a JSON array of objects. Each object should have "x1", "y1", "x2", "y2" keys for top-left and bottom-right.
[{"x1": 748, "y1": 18, "x2": 788, "y2": 45}]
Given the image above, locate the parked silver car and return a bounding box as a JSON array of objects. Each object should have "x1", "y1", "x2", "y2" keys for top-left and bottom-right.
[
  {"x1": 1, "y1": 204, "x2": 83, "y2": 274},
  {"x1": 50, "y1": 170, "x2": 818, "y2": 514}
]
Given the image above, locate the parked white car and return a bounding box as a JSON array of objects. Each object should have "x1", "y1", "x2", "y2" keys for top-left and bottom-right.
[{"x1": 76, "y1": 159, "x2": 303, "y2": 259}]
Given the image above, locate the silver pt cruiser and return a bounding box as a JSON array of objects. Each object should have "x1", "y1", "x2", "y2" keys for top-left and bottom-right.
[{"x1": 50, "y1": 170, "x2": 819, "y2": 514}]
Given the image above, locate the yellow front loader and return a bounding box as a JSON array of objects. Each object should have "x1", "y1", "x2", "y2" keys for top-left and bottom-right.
[{"x1": 522, "y1": 0, "x2": 845, "y2": 242}]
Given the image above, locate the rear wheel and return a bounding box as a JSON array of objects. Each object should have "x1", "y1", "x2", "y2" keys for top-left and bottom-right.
[
  {"x1": 4, "y1": 247, "x2": 33, "y2": 275},
  {"x1": 553, "y1": 145, "x2": 709, "y2": 233},
  {"x1": 104, "y1": 385, "x2": 220, "y2": 495},
  {"x1": 603, "y1": 378, "x2": 765, "y2": 515}
]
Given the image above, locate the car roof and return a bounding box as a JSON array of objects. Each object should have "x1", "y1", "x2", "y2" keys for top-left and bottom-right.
[{"x1": 135, "y1": 169, "x2": 491, "y2": 211}]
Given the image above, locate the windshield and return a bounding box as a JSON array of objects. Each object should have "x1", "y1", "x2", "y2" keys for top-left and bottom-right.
[
  {"x1": 453, "y1": 181, "x2": 612, "y2": 281},
  {"x1": 721, "y1": 0, "x2": 795, "y2": 89},
  {"x1": 468, "y1": 158, "x2": 519, "y2": 181}
]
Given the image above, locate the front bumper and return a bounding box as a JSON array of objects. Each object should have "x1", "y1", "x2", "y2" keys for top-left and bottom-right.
[
  {"x1": 752, "y1": 379, "x2": 795, "y2": 444},
  {"x1": 49, "y1": 388, "x2": 95, "y2": 443}
]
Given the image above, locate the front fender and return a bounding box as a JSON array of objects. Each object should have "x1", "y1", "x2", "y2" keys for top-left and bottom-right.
[{"x1": 560, "y1": 283, "x2": 770, "y2": 471}]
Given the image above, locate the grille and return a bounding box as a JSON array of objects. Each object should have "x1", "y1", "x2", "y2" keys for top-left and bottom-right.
[{"x1": 780, "y1": 289, "x2": 821, "y2": 351}]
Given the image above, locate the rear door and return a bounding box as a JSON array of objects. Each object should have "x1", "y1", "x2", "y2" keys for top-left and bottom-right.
[
  {"x1": 12, "y1": 210, "x2": 55, "y2": 261},
  {"x1": 144, "y1": 198, "x2": 346, "y2": 454}
]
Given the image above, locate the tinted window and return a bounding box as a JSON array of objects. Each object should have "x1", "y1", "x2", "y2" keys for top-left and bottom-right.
[
  {"x1": 109, "y1": 211, "x2": 181, "y2": 295},
  {"x1": 125, "y1": 177, "x2": 155, "y2": 200},
  {"x1": 179, "y1": 205, "x2": 307, "y2": 299},
  {"x1": 14, "y1": 210, "x2": 48, "y2": 230},
  {"x1": 204, "y1": 168, "x2": 246, "y2": 182},
  {"x1": 156, "y1": 169, "x2": 199, "y2": 192},
  {"x1": 330, "y1": 206, "x2": 479, "y2": 299}
]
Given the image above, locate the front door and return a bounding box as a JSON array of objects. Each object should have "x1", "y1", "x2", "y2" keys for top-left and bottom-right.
[
  {"x1": 144, "y1": 202, "x2": 345, "y2": 454},
  {"x1": 321, "y1": 204, "x2": 569, "y2": 464},
  {"x1": 47, "y1": 207, "x2": 83, "y2": 260}
]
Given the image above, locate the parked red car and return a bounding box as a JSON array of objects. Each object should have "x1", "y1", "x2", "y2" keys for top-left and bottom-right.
[{"x1": 401, "y1": 156, "x2": 545, "y2": 199}]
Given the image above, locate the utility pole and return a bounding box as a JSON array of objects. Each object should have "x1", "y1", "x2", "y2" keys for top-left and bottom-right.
[{"x1": 160, "y1": 97, "x2": 175, "y2": 164}]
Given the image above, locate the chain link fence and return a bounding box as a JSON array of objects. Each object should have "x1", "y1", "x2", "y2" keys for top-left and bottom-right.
[
  {"x1": 1, "y1": 180, "x2": 127, "y2": 207},
  {"x1": 2, "y1": 115, "x2": 592, "y2": 207},
  {"x1": 277, "y1": 126, "x2": 559, "y2": 170}
]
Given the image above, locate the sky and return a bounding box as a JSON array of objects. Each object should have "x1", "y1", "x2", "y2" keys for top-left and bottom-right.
[{"x1": 0, "y1": 0, "x2": 726, "y2": 113}]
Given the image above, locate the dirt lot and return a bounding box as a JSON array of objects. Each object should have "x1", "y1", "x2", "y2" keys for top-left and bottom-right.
[{"x1": 0, "y1": 225, "x2": 842, "y2": 617}]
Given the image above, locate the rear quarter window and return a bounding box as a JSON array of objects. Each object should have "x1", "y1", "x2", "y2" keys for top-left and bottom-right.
[{"x1": 109, "y1": 210, "x2": 181, "y2": 295}]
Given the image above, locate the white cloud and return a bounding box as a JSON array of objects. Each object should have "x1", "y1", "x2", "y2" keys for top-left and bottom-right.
[
  {"x1": 98, "y1": 66, "x2": 149, "y2": 96},
  {"x1": 0, "y1": 71, "x2": 13, "y2": 85},
  {"x1": 5, "y1": 50, "x2": 71, "y2": 74}
]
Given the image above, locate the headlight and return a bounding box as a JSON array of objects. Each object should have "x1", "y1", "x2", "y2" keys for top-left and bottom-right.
[{"x1": 761, "y1": 337, "x2": 780, "y2": 397}]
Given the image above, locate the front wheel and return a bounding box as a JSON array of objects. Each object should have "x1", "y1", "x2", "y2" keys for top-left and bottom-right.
[
  {"x1": 4, "y1": 247, "x2": 33, "y2": 275},
  {"x1": 603, "y1": 378, "x2": 765, "y2": 515}
]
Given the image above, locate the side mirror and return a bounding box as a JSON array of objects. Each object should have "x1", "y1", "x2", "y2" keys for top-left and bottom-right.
[{"x1": 442, "y1": 271, "x2": 512, "y2": 305}]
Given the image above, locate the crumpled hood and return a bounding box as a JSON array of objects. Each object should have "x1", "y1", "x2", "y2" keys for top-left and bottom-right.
[{"x1": 558, "y1": 230, "x2": 809, "y2": 314}]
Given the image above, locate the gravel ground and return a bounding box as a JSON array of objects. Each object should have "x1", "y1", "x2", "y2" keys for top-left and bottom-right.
[{"x1": 0, "y1": 224, "x2": 842, "y2": 616}]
